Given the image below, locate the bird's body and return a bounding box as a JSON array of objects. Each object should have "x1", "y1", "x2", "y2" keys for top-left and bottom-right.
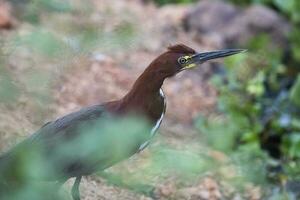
[
  {"x1": 0, "y1": 44, "x2": 244, "y2": 200},
  {"x1": 41, "y1": 87, "x2": 165, "y2": 177},
  {"x1": 0, "y1": 86, "x2": 165, "y2": 181}
]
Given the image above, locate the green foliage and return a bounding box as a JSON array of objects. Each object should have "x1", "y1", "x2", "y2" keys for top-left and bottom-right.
[
  {"x1": 195, "y1": 33, "x2": 300, "y2": 184},
  {"x1": 97, "y1": 142, "x2": 220, "y2": 197},
  {"x1": 274, "y1": 0, "x2": 300, "y2": 23},
  {"x1": 150, "y1": 147, "x2": 214, "y2": 176},
  {"x1": 196, "y1": 115, "x2": 240, "y2": 152},
  {"x1": 290, "y1": 28, "x2": 300, "y2": 62},
  {"x1": 151, "y1": 0, "x2": 197, "y2": 6},
  {"x1": 229, "y1": 0, "x2": 273, "y2": 6},
  {"x1": 15, "y1": 29, "x2": 67, "y2": 57},
  {"x1": 290, "y1": 75, "x2": 300, "y2": 107},
  {"x1": 193, "y1": 0, "x2": 300, "y2": 189},
  {"x1": 283, "y1": 133, "x2": 300, "y2": 158},
  {"x1": 37, "y1": 0, "x2": 72, "y2": 12},
  {"x1": 0, "y1": 69, "x2": 20, "y2": 103},
  {"x1": 18, "y1": 0, "x2": 73, "y2": 24},
  {"x1": 231, "y1": 143, "x2": 268, "y2": 184}
]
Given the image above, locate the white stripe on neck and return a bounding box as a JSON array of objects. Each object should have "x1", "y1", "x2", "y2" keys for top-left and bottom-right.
[
  {"x1": 150, "y1": 89, "x2": 165, "y2": 135},
  {"x1": 138, "y1": 88, "x2": 165, "y2": 151}
]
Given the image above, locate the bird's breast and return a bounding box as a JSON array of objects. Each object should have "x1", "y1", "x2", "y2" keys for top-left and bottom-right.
[
  {"x1": 149, "y1": 89, "x2": 166, "y2": 134},
  {"x1": 138, "y1": 88, "x2": 166, "y2": 151}
]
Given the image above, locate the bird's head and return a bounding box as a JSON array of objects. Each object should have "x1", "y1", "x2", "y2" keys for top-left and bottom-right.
[{"x1": 147, "y1": 44, "x2": 246, "y2": 79}]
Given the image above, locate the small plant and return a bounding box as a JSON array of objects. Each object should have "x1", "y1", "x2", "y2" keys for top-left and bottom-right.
[{"x1": 151, "y1": 0, "x2": 197, "y2": 6}]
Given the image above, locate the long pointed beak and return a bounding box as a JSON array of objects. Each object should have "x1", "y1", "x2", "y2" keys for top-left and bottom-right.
[{"x1": 191, "y1": 49, "x2": 246, "y2": 64}]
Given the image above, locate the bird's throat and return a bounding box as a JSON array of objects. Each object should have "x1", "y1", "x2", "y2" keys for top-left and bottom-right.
[{"x1": 121, "y1": 71, "x2": 165, "y2": 117}]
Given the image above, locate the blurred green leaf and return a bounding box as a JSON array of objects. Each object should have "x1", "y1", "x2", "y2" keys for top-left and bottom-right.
[
  {"x1": 246, "y1": 71, "x2": 265, "y2": 97},
  {"x1": 290, "y1": 75, "x2": 300, "y2": 107},
  {"x1": 195, "y1": 116, "x2": 240, "y2": 152},
  {"x1": 290, "y1": 28, "x2": 300, "y2": 62},
  {"x1": 274, "y1": 0, "x2": 295, "y2": 13},
  {"x1": 283, "y1": 133, "x2": 300, "y2": 158},
  {"x1": 152, "y1": 147, "x2": 212, "y2": 175},
  {"x1": 22, "y1": 0, "x2": 72, "y2": 24},
  {"x1": 38, "y1": 0, "x2": 72, "y2": 12},
  {"x1": 152, "y1": 0, "x2": 197, "y2": 6},
  {"x1": 231, "y1": 143, "x2": 267, "y2": 184},
  {"x1": 17, "y1": 29, "x2": 66, "y2": 57},
  {"x1": 0, "y1": 73, "x2": 19, "y2": 103}
]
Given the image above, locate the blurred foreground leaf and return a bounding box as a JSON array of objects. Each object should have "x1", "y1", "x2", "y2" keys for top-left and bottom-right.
[
  {"x1": 0, "y1": 72, "x2": 19, "y2": 103},
  {"x1": 290, "y1": 75, "x2": 300, "y2": 107},
  {"x1": 15, "y1": 29, "x2": 66, "y2": 57}
]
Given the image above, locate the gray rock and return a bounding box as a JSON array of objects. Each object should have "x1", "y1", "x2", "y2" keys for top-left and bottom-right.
[
  {"x1": 183, "y1": 0, "x2": 239, "y2": 34},
  {"x1": 183, "y1": 0, "x2": 290, "y2": 49}
]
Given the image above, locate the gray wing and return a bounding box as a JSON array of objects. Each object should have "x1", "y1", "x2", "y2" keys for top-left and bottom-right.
[
  {"x1": 29, "y1": 104, "x2": 105, "y2": 144},
  {"x1": 0, "y1": 105, "x2": 109, "y2": 180}
]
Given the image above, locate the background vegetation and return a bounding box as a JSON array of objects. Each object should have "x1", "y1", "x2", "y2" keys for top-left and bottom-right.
[
  {"x1": 197, "y1": 0, "x2": 300, "y2": 179},
  {"x1": 155, "y1": 0, "x2": 300, "y2": 197}
]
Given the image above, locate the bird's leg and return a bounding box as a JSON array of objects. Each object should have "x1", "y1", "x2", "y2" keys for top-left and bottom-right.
[{"x1": 71, "y1": 176, "x2": 82, "y2": 200}]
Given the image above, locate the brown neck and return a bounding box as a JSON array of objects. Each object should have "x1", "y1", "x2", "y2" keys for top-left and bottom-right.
[{"x1": 121, "y1": 66, "x2": 164, "y2": 109}]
